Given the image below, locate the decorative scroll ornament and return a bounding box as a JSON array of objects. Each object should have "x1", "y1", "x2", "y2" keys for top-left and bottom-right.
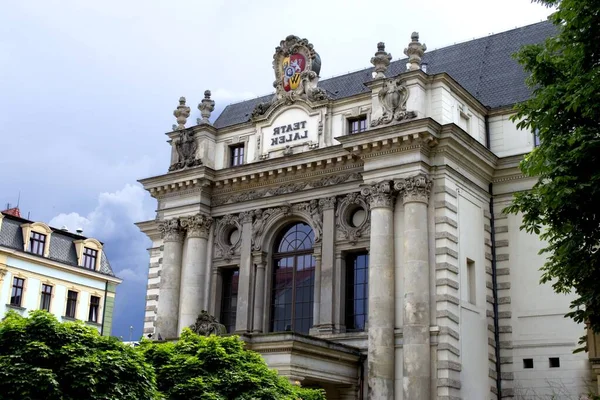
[
  {"x1": 394, "y1": 174, "x2": 433, "y2": 204},
  {"x1": 173, "y1": 96, "x2": 190, "y2": 130},
  {"x1": 180, "y1": 213, "x2": 213, "y2": 239},
  {"x1": 169, "y1": 130, "x2": 202, "y2": 171},
  {"x1": 371, "y1": 78, "x2": 417, "y2": 127},
  {"x1": 404, "y1": 32, "x2": 427, "y2": 71},
  {"x1": 318, "y1": 196, "x2": 336, "y2": 210},
  {"x1": 251, "y1": 35, "x2": 327, "y2": 119},
  {"x1": 212, "y1": 172, "x2": 362, "y2": 206},
  {"x1": 336, "y1": 192, "x2": 371, "y2": 244},
  {"x1": 361, "y1": 181, "x2": 395, "y2": 209},
  {"x1": 189, "y1": 310, "x2": 226, "y2": 336},
  {"x1": 197, "y1": 90, "x2": 215, "y2": 125},
  {"x1": 251, "y1": 201, "x2": 322, "y2": 251},
  {"x1": 213, "y1": 214, "x2": 242, "y2": 261},
  {"x1": 371, "y1": 42, "x2": 392, "y2": 79},
  {"x1": 158, "y1": 218, "x2": 183, "y2": 242}
]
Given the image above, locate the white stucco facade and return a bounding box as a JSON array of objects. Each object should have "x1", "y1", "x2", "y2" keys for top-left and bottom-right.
[{"x1": 138, "y1": 24, "x2": 592, "y2": 399}]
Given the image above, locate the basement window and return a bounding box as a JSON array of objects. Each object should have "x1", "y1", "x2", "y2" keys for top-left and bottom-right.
[
  {"x1": 549, "y1": 357, "x2": 560, "y2": 368},
  {"x1": 523, "y1": 358, "x2": 534, "y2": 369}
]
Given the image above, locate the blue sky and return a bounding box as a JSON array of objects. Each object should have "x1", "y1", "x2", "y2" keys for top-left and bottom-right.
[{"x1": 0, "y1": 0, "x2": 552, "y2": 339}]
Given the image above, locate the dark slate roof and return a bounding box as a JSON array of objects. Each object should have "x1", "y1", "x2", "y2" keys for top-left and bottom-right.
[
  {"x1": 0, "y1": 214, "x2": 115, "y2": 277},
  {"x1": 214, "y1": 20, "x2": 556, "y2": 129}
]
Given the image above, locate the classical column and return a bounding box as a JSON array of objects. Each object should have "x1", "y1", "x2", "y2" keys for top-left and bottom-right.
[
  {"x1": 236, "y1": 211, "x2": 255, "y2": 333},
  {"x1": 156, "y1": 218, "x2": 184, "y2": 339},
  {"x1": 362, "y1": 182, "x2": 395, "y2": 398},
  {"x1": 318, "y1": 196, "x2": 336, "y2": 332},
  {"x1": 178, "y1": 213, "x2": 213, "y2": 332},
  {"x1": 252, "y1": 252, "x2": 267, "y2": 332},
  {"x1": 312, "y1": 250, "x2": 322, "y2": 328},
  {"x1": 395, "y1": 174, "x2": 433, "y2": 399}
]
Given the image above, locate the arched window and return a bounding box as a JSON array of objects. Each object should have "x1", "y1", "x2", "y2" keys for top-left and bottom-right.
[{"x1": 270, "y1": 222, "x2": 315, "y2": 334}]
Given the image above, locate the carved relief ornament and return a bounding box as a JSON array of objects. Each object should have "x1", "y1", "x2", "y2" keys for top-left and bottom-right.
[
  {"x1": 213, "y1": 214, "x2": 242, "y2": 262},
  {"x1": 394, "y1": 174, "x2": 433, "y2": 204},
  {"x1": 169, "y1": 130, "x2": 202, "y2": 172},
  {"x1": 370, "y1": 78, "x2": 417, "y2": 127},
  {"x1": 336, "y1": 192, "x2": 371, "y2": 245},
  {"x1": 180, "y1": 213, "x2": 213, "y2": 239},
  {"x1": 158, "y1": 218, "x2": 184, "y2": 242},
  {"x1": 189, "y1": 310, "x2": 226, "y2": 336}
]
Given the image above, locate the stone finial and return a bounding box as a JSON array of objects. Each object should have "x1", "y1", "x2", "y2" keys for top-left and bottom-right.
[
  {"x1": 404, "y1": 32, "x2": 427, "y2": 71},
  {"x1": 371, "y1": 42, "x2": 392, "y2": 79},
  {"x1": 173, "y1": 96, "x2": 190, "y2": 130},
  {"x1": 197, "y1": 90, "x2": 215, "y2": 125}
]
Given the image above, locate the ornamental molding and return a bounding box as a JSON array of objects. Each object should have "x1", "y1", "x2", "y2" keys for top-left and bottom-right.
[
  {"x1": 251, "y1": 200, "x2": 323, "y2": 251},
  {"x1": 394, "y1": 174, "x2": 433, "y2": 204},
  {"x1": 360, "y1": 181, "x2": 395, "y2": 209},
  {"x1": 212, "y1": 172, "x2": 362, "y2": 207},
  {"x1": 318, "y1": 196, "x2": 336, "y2": 210},
  {"x1": 158, "y1": 218, "x2": 184, "y2": 242},
  {"x1": 213, "y1": 214, "x2": 242, "y2": 261},
  {"x1": 180, "y1": 213, "x2": 213, "y2": 239},
  {"x1": 335, "y1": 192, "x2": 371, "y2": 245},
  {"x1": 371, "y1": 77, "x2": 417, "y2": 127}
]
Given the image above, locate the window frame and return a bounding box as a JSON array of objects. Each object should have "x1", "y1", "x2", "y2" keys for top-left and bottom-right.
[
  {"x1": 347, "y1": 115, "x2": 368, "y2": 135},
  {"x1": 88, "y1": 295, "x2": 101, "y2": 323},
  {"x1": 82, "y1": 247, "x2": 98, "y2": 270},
  {"x1": 220, "y1": 268, "x2": 240, "y2": 333},
  {"x1": 40, "y1": 283, "x2": 53, "y2": 311},
  {"x1": 229, "y1": 143, "x2": 245, "y2": 167},
  {"x1": 10, "y1": 277, "x2": 25, "y2": 307},
  {"x1": 29, "y1": 231, "x2": 46, "y2": 256},
  {"x1": 345, "y1": 251, "x2": 369, "y2": 331},
  {"x1": 65, "y1": 290, "x2": 78, "y2": 318},
  {"x1": 270, "y1": 222, "x2": 316, "y2": 334}
]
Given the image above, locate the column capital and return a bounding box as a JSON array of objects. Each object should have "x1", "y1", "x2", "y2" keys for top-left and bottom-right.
[
  {"x1": 180, "y1": 213, "x2": 213, "y2": 239},
  {"x1": 394, "y1": 174, "x2": 433, "y2": 204},
  {"x1": 361, "y1": 181, "x2": 395, "y2": 209},
  {"x1": 318, "y1": 196, "x2": 337, "y2": 211},
  {"x1": 158, "y1": 218, "x2": 184, "y2": 242},
  {"x1": 239, "y1": 211, "x2": 254, "y2": 224}
]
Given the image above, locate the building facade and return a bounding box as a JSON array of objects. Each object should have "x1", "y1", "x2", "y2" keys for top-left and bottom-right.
[
  {"x1": 138, "y1": 21, "x2": 593, "y2": 399},
  {"x1": 0, "y1": 208, "x2": 121, "y2": 335}
]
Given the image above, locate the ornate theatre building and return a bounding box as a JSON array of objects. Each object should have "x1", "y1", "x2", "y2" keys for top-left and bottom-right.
[{"x1": 138, "y1": 21, "x2": 593, "y2": 399}]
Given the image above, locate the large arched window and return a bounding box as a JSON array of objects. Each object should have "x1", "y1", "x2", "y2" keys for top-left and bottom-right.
[{"x1": 270, "y1": 222, "x2": 315, "y2": 334}]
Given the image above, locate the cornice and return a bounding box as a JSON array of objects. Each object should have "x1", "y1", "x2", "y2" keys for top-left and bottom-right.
[
  {"x1": 138, "y1": 166, "x2": 215, "y2": 198},
  {"x1": 428, "y1": 72, "x2": 489, "y2": 116},
  {"x1": 135, "y1": 220, "x2": 160, "y2": 241}
]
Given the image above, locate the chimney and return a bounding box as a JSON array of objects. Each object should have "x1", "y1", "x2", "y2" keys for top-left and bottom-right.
[{"x1": 2, "y1": 205, "x2": 21, "y2": 218}]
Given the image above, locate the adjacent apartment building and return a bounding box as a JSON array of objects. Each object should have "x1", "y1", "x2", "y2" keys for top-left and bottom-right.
[
  {"x1": 137, "y1": 21, "x2": 594, "y2": 399},
  {"x1": 0, "y1": 207, "x2": 121, "y2": 335}
]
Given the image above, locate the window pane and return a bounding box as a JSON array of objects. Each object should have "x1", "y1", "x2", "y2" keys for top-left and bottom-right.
[
  {"x1": 89, "y1": 295, "x2": 100, "y2": 322},
  {"x1": 40, "y1": 284, "x2": 52, "y2": 311},
  {"x1": 66, "y1": 290, "x2": 78, "y2": 318},
  {"x1": 11, "y1": 278, "x2": 24, "y2": 306},
  {"x1": 220, "y1": 269, "x2": 239, "y2": 333},
  {"x1": 345, "y1": 252, "x2": 369, "y2": 331}
]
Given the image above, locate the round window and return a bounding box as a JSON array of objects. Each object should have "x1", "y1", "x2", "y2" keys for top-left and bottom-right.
[
  {"x1": 228, "y1": 228, "x2": 240, "y2": 245},
  {"x1": 350, "y1": 208, "x2": 366, "y2": 227}
]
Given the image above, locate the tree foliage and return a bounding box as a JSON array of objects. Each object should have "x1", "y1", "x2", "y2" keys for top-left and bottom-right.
[
  {"x1": 0, "y1": 310, "x2": 158, "y2": 400},
  {"x1": 506, "y1": 0, "x2": 600, "y2": 334},
  {"x1": 139, "y1": 328, "x2": 325, "y2": 400}
]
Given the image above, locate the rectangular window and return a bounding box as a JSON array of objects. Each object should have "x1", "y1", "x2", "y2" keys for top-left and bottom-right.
[
  {"x1": 89, "y1": 295, "x2": 100, "y2": 322},
  {"x1": 220, "y1": 269, "x2": 239, "y2": 333},
  {"x1": 533, "y1": 129, "x2": 541, "y2": 147},
  {"x1": 345, "y1": 252, "x2": 369, "y2": 331},
  {"x1": 523, "y1": 358, "x2": 534, "y2": 369},
  {"x1": 65, "y1": 290, "x2": 78, "y2": 318},
  {"x1": 348, "y1": 116, "x2": 367, "y2": 135},
  {"x1": 467, "y1": 258, "x2": 476, "y2": 305},
  {"x1": 10, "y1": 277, "x2": 25, "y2": 307},
  {"x1": 549, "y1": 357, "x2": 560, "y2": 368},
  {"x1": 229, "y1": 144, "x2": 244, "y2": 167},
  {"x1": 82, "y1": 247, "x2": 97, "y2": 270},
  {"x1": 40, "y1": 284, "x2": 52, "y2": 311},
  {"x1": 29, "y1": 232, "x2": 46, "y2": 256}
]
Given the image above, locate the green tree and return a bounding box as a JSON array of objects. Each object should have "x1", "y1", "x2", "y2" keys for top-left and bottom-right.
[
  {"x1": 139, "y1": 329, "x2": 326, "y2": 400},
  {"x1": 0, "y1": 310, "x2": 158, "y2": 400},
  {"x1": 506, "y1": 0, "x2": 600, "y2": 334}
]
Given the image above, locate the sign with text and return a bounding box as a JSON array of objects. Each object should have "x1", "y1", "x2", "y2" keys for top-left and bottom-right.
[{"x1": 262, "y1": 108, "x2": 319, "y2": 154}]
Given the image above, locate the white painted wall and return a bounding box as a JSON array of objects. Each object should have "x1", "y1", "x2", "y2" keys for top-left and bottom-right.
[
  {"x1": 489, "y1": 113, "x2": 533, "y2": 157},
  {"x1": 457, "y1": 191, "x2": 489, "y2": 399},
  {"x1": 507, "y1": 212, "x2": 591, "y2": 397}
]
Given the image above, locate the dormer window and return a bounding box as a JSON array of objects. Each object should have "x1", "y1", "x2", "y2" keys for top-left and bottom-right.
[
  {"x1": 29, "y1": 232, "x2": 46, "y2": 256},
  {"x1": 348, "y1": 116, "x2": 367, "y2": 134},
  {"x1": 83, "y1": 247, "x2": 98, "y2": 270}
]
